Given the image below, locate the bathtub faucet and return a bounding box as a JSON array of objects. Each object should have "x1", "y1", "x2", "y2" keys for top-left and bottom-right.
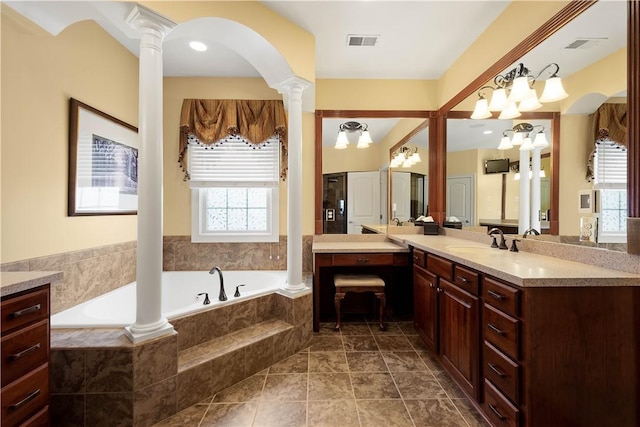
[{"x1": 209, "y1": 266, "x2": 227, "y2": 301}]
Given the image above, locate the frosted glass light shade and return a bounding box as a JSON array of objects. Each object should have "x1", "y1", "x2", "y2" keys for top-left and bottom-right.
[
  {"x1": 540, "y1": 169, "x2": 546, "y2": 178},
  {"x1": 539, "y1": 77, "x2": 569, "y2": 103},
  {"x1": 357, "y1": 130, "x2": 372, "y2": 148},
  {"x1": 498, "y1": 102, "x2": 521, "y2": 120},
  {"x1": 514, "y1": 172, "x2": 521, "y2": 181},
  {"x1": 508, "y1": 76, "x2": 531, "y2": 102},
  {"x1": 518, "y1": 89, "x2": 542, "y2": 112},
  {"x1": 511, "y1": 132, "x2": 524, "y2": 146},
  {"x1": 335, "y1": 131, "x2": 348, "y2": 149},
  {"x1": 410, "y1": 152, "x2": 421, "y2": 163},
  {"x1": 471, "y1": 98, "x2": 492, "y2": 119},
  {"x1": 489, "y1": 88, "x2": 508, "y2": 111},
  {"x1": 532, "y1": 132, "x2": 549, "y2": 148},
  {"x1": 497, "y1": 136, "x2": 513, "y2": 150},
  {"x1": 520, "y1": 137, "x2": 534, "y2": 151}
]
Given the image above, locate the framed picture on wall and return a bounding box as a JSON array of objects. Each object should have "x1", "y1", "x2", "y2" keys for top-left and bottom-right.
[{"x1": 68, "y1": 98, "x2": 139, "y2": 216}]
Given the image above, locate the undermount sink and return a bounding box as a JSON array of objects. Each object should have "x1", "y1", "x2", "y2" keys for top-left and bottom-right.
[{"x1": 445, "y1": 245, "x2": 497, "y2": 254}]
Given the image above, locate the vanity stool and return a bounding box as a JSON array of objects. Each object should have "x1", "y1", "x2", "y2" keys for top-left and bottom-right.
[{"x1": 334, "y1": 274, "x2": 386, "y2": 331}]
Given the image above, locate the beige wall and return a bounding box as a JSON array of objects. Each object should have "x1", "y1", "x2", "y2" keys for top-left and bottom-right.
[
  {"x1": 1, "y1": 8, "x2": 139, "y2": 263},
  {"x1": 323, "y1": 144, "x2": 383, "y2": 175},
  {"x1": 439, "y1": 1, "x2": 569, "y2": 107}
]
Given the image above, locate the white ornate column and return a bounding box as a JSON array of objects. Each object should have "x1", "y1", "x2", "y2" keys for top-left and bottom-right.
[
  {"x1": 125, "y1": 5, "x2": 176, "y2": 343},
  {"x1": 276, "y1": 76, "x2": 311, "y2": 292},
  {"x1": 518, "y1": 148, "x2": 531, "y2": 235},
  {"x1": 530, "y1": 148, "x2": 542, "y2": 233}
]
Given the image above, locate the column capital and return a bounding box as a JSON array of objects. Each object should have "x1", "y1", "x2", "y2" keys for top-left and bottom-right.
[
  {"x1": 275, "y1": 76, "x2": 313, "y2": 96},
  {"x1": 126, "y1": 4, "x2": 177, "y2": 38}
]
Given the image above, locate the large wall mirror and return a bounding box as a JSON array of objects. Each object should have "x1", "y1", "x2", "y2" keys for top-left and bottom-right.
[
  {"x1": 445, "y1": 1, "x2": 629, "y2": 250},
  {"x1": 314, "y1": 111, "x2": 430, "y2": 235}
]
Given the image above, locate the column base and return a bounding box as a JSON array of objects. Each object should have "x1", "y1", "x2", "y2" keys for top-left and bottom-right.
[
  {"x1": 627, "y1": 217, "x2": 640, "y2": 255},
  {"x1": 281, "y1": 283, "x2": 309, "y2": 296},
  {"x1": 125, "y1": 318, "x2": 175, "y2": 343}
]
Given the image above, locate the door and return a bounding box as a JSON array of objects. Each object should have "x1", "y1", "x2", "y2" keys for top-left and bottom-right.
[
  {"x1": 392, "y1": 171, "x2": 411, "y2": 222},
  {"x1": 380, "y1": 168, "x2": 388, "y2": 225},
  {"x1": 413, "y1": 265, "x2": 438, "y2": 352},
  {"x1": 446, "y1": 175, "x2": 474, "y2": 226},
  {"x1": 439, "y1": 279, "x2": 480, "y2": 400},
  {"x1": 347, "y1": 171, "x2": 381, "y2": 234},
  {"x1": 323, "y1": 173, "x2": 347, "y2": 233}
]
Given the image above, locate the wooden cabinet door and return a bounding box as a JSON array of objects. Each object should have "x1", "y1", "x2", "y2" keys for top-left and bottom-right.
[
  {"x1": 439, "y1": 278, "x2": 480, "y2": 400},
  {"x1": 413, "y1": 265, "x2": 438, "y2": 352}
]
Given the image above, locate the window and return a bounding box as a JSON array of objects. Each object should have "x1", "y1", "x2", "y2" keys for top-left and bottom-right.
[
  {"x1": 189, "y1": 137, "x2": 280, "y2": 242},
  {"x1": 594, "y1": 140, "x2": 627, "y2": 243}
]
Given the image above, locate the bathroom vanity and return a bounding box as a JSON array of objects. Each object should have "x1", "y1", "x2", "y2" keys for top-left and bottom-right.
[
  {"x1": 312, "y1": 236, "x2": 410, "y2": 331},
  {"x1": 390, "y1": 233, "x2": 640, "y2": 427},
  {"x1": 1, "y1": 271, "x2": 62, "y2": 427}
]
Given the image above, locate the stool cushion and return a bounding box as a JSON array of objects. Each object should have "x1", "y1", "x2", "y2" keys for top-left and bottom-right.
[{"x1": 334, "y1": 274, "x2": 385, "y2": 288}]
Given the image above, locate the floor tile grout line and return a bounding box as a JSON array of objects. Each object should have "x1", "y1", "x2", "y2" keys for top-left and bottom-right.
[{"x1": 380, "y1": 342, "x2": 418, "y2": 427}]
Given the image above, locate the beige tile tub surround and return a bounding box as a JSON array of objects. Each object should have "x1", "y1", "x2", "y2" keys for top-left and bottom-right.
[
  {"x1": 163, "y1": 235, "x2": 314, "y2": 272},
  {"x1": 1, "y1": 241, "x2": 136, "y2": 314},
  {"x1": 50, "y1": 282, "x2": 313, "y2": 427}
]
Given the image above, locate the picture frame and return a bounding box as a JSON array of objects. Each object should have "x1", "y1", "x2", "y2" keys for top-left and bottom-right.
[{"x1": 68, "y1": 98, "x2": 139, "y2": 216}]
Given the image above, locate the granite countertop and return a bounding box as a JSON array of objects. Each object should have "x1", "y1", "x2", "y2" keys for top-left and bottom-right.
[
  {"x1": 312, "y1": 240, "x2": 409, "y2": 254},
  {"x1": 1, "y1": 271, "x2": 63, "y2": 298},
  {"x1": 388, "y1": 234, "x2": 640, "y2": 288}
]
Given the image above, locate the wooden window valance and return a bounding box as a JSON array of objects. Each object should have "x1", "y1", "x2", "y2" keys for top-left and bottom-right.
[
  {"x1": 586, "y1": 103, "x2": 627, "y2": 182},
  {"x1": 179, "y1": 99, "x2": 288, "y2": 180}
]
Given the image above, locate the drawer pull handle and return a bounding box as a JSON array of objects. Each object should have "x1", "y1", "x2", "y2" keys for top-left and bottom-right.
[
  {"x1": 9, "y1": 389, "x2": 40, "y2": 411},
  {"x1": 488, "y1": 403, "x2": 506, "y2": 421},
  {"x1": 488, "y1": 362, "x2": 507, "y2": 377},
  {"x1": 487, "y1": 290, "x2": 505, "y2": 301},
  {"x1": 356, "y1": 258, "x2": 370, "y2": 264},
  {"x1": 429, "y1": 282, "x2": 435, "y2": 288},
  {"x1": 487, "y1": 323, "x2": 505, "y2": 336},
  {"x1": 8, "y1": 343, "x2": 41, "y2": 361},
  {"x1": 10, "y1": 304, "x2": 41, "y2": 318},
  {"x1": 458, "y1": 277, "x2": 469, "y2": 283}
]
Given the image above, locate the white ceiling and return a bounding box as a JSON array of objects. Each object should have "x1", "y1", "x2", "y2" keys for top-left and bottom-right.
[{"x1": 6, "y1": 0, "x2": 627, "y2": 152}]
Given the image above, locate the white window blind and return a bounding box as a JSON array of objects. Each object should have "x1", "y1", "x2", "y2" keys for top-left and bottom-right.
[
  {"x1": 188, "y1": 137, "x2": 280, "y2": 187},
  {"x1": 594, "y1": 140, "x2": 627, "y2": 187}
]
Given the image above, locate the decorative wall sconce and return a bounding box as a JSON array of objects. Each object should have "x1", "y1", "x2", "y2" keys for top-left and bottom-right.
[
  {"x1": 498, "y1": 123, "x2": 548, "y2": 151},
  {"x1": 390, "y1": 146, "x2": 421, "y2": 168},
  {"x1": 471, "y1": 63, "x2": 569, "y2": 120},
  {"x1": 334, "y1": 121, "x2": 373, "y2": 149}
]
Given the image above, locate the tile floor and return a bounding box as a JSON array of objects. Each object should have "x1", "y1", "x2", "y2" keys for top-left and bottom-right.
[{"x1": 153, "y1": 319, "x2": 490, "y2": 427}]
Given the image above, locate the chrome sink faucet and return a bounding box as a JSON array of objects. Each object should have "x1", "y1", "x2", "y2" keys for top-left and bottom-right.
[
  {"x1": 522, "y1": 227, "x2": 540, "y2": 238},
  {"x1": 487, "y1": 227, "x2": 508, "y2": 250},
  {"x1": 209, "y1": 266, "x2": 227, "y2": 301},
  {"x1": 392, "y1": 217, "x2": 401, "y2": 226}
]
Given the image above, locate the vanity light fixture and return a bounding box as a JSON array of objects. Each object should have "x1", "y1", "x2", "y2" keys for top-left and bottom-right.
[
  {"x1": 471, "y1": 63, "x2": 569, "y2": 120},
  {"x1": 498, "y1": 123, "x2": 548, "y2": 152},
  {"x1": 390, "y1": 146, "x2": 421, "y2": 168},
  {"x1": 334, "y1": 121, "x2": 372, "y2": 149}
]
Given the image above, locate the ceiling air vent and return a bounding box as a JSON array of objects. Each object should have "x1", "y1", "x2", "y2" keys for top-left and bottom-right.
[
  {"x1": 563, "y1": 38, "x2": 607, "y2": 50},
  {"x1": 347, "y1": 34, "x2": 379, "y2": 47}
]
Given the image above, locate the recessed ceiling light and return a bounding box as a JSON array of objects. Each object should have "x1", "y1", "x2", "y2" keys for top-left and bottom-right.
[
  {"x1": 189, "y1": 41, "x2": 207, "y2": 52},
  {"x1": 483, "y1": 130, "x2": 493, "y2": 135}
]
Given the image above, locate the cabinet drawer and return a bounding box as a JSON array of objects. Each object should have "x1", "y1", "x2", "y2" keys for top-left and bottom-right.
[
  {"x1": 2, "y1": 319, "x2": 49, "y2": 387},
  {"x1": 453, "y1": 265, "x2": 479, "y2": 296},
  {"x1": 18, "y1": 405, "x2": 48, "y2": 427},
  {"x1": 484, "y1": 341, "x2": 520, "y2": 404},
  {"x1": 331, "y1": 253, "x2": 393, "y2": 266},
  {"x1": 483, "y1": 305, "x2": 519, "y2": 361},
  {"x1": 1, "y1": 289, "x2": 49, "y2": 334},
  {"x1": 483, "y1": 277, "x2": 520, "y2": 317},
  {"x1": 412, "y1": 249, "x2": 426, "y2": 268},
  {"x1": 426, "y1": 254, "x2": 453, "y2": 281},
  {"x1": 1, "y1": 363, "x2": 49, "y2": 427},
  {"x1": 483, "y1": 379, "x2": 520, "y2": 427}
]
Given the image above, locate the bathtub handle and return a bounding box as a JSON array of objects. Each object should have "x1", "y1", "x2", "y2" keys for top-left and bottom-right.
[
  {"x1": 197, "y1": 293, "x2": 210, "y2": 305},
  {"x1": 234, "y1": 285, "x2": 246, "y2": 298}
]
